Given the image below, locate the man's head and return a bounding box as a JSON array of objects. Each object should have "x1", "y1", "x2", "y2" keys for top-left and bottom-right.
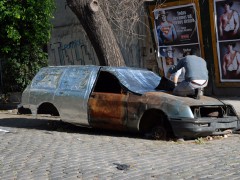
[
  {"x1": 222, "y1": 0, "x2": 233, "y2": 7},
  {"x1": 226, "y1": 42, "x2": 236, "y2": 51},
  {"x1": 228, "y1": 42, "x2": 236, "y2": 47},
  {"x1": 188, "y1": 47, "x2": 197, "y2": 55}
]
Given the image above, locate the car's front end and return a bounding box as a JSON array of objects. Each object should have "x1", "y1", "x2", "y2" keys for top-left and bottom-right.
[
  {"x1": 143, "y1": 92, "x2": 239, "y2": 139},
  {"x1": 169, "y1": 103, "x2": 239, "y2": 138}
]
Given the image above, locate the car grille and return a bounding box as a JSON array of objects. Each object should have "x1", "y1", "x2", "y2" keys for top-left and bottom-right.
[{"x1": 190, "y1": 105, "x2": 236, "y2": 118}]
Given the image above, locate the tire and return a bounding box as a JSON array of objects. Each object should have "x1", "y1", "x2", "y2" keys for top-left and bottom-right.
[{"x1": 151, "y1": 125, "x2": 167, "y2": 140}]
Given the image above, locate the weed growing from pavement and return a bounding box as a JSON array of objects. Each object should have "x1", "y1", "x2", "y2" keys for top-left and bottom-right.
[{"x1": 195, "y1": 137, "x2": 205, "y2": 144}]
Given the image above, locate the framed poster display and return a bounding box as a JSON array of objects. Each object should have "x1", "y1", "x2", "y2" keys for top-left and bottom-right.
[{"x1": 213, "y1": 0, "x2": 240, "y2": 83}]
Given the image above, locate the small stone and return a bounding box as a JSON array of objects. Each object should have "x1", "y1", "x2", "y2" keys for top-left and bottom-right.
[
  {"x1": 176, "y1": 138, "x2": 185, "y2": 142},
  {"x1": 206, "y1": 136, "x2": 213, "y2": 141}
]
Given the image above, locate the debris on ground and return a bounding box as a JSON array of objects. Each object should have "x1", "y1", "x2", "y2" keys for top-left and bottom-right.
[{"x1": 113, "y1": 163, "x2": 130, "y2": 171}]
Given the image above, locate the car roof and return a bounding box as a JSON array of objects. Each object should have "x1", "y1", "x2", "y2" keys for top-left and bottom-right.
[
  {"x1": 100, "y1": 66, "x2": 160, "y2": 94},
  {"x1": 44, "y1": 65, "x2": 161, "y2": 94}
]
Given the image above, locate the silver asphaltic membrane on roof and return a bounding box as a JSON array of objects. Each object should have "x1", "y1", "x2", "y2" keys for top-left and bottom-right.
[{"x1": 101, "y1": 66, "x2": 161, "y2": 94}]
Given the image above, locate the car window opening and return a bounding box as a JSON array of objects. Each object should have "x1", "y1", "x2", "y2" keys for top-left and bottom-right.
[{"x1": 93, "y1": 71, "x2": 122, "y2": 93}]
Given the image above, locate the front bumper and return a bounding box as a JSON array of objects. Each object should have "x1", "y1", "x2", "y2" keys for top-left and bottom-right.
[{"x1": 169, "y1": 117, "x2": 240, "y2": 139}]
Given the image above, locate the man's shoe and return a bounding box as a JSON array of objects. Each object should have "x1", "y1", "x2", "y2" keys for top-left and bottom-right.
[{"x1": 194, "y1": 88, "x2": 201, "y2": 99}]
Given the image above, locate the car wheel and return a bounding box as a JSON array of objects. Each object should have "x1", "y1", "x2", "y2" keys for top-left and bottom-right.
[
  {"x1": 151, "y1": 125, "x2": 167, "y2": 140},
  {"x1": 141, "y1": 110, "x2": 174, "y2": 140}
]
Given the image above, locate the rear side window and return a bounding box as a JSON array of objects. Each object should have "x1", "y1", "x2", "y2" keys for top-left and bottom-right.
[
  {"x1": 59, "y1": 67, "x2": 91, "y2": 91},
  {"x1": 32, "y1": 68, "x2": 64, "y2": 89}
]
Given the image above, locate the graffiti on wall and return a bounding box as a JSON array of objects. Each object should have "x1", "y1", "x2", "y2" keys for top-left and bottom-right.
[{"x1": 49, "y1": 39, "x2": 98, "y2": 66}]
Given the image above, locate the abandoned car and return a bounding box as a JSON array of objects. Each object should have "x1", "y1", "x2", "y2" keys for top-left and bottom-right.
[{"x1": 19, "y1": 65, "x2": 240, "y2": 139}]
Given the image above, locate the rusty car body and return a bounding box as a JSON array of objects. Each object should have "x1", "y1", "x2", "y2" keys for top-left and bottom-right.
[{"x1": 19, "y1": 65, "x2": 240, "y2": 139}]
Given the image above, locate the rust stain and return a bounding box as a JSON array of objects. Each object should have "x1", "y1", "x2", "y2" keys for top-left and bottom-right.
[{"x1": 88, "y1": 92, "x2": 127, "y2": 130}]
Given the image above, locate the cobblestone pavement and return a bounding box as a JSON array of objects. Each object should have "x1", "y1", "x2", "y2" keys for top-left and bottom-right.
[{"x1": 0, "y1": 112, "x2": 240, "y2": 180}]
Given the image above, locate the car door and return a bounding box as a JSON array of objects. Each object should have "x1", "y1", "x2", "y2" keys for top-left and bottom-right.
[
  {"x1": 88, "y1": 71, "x2": 128, "y2": 130},
  {"x1": 88, "y1": 92, "x2": 128, "y2": 130},
  {"x1": 54, "y1": 66, "x2": 99, "y2": 125}
]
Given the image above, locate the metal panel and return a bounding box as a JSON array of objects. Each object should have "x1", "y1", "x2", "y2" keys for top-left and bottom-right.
[
  {"x1": 28, "y1": 67, "x2": 66, "y2": 114},
  {"x1": 54, "y1": 65, "x2": 100, "y2": 125},
  {"x1": 101, "y1": 66, "x2": 160, "y2": 94}
]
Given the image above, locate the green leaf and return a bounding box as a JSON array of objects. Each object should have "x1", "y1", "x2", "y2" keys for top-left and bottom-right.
[{"x1": 0, "y1": 0, "x2": 55, "y2": 92}]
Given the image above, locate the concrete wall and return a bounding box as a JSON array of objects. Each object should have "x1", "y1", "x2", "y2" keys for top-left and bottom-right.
[
  {"x1": 48, "y1": 0, "x2": 158, "y2": 73},
  {"x1": 48, "y1": 0, "x2": 99, "y2": 66}
]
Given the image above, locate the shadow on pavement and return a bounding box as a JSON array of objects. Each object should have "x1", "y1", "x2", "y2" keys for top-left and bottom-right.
[{"x1": 0, "y1": 116, "x2": 143, "y2": 139}]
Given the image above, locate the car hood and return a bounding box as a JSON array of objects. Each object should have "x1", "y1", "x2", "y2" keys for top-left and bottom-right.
[
  {"x1": 144, "y1": 91, "x2": 226, "y2": 106},
  {"x1": 142, "y1": 92, "x2": 232, "y2": 119}
]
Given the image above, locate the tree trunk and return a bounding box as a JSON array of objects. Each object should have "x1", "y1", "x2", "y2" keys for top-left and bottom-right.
[{"x1": 66, "y1": 0, "x2": 126, "y2": 66}]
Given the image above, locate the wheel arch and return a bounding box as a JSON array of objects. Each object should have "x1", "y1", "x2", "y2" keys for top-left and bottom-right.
[
  {"x1": 138, "y1": 109, "x2": 174, "y2": 138},
  {"x1": 37, "y1": 102, "x2": 60, "y2": 116}
]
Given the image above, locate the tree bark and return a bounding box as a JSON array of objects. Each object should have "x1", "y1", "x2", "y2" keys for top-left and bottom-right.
[{"x1": 66, "y1": 0, "x2": 126, "y2": 66}]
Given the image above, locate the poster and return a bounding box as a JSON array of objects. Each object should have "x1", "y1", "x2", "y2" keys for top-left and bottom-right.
[
  {"x1": 214, "y1": 0, "x2": 240, "y2": 82},
  {"x1": 218, "y1": 41, "x2": 240, "y2": 81},
  {"x1": 154, "y1": 4, "x2": 199, "y2": 46},
  {"x1": 153, "y1": 4, "x2": 201, "y2": 82}
]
